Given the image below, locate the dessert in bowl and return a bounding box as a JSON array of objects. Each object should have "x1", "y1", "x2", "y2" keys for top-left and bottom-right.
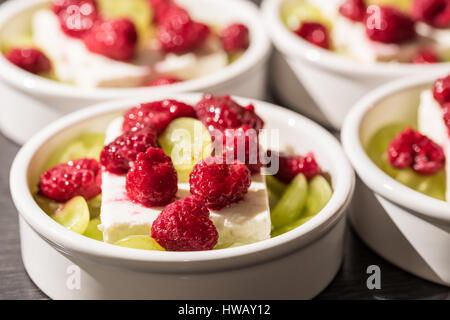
[
  {"x1": 262, "y1": 0, "x2": 450, "y2": 130},
  {"x1": 342, "y1": 74, "x2": 450, "y2": 286},
  {"x1": 10, "y1": 93, "x2": 354, "y2": 299},
  {"x1": 0, "y1": 0, "x2": 270, "y2": 144}
]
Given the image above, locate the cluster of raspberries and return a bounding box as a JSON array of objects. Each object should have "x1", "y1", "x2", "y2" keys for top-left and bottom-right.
[
  {"x1": 295, "y1": 0, "x2": 450, "y2": 63},
  {"x1": 39, "y1": 95, "x2": 270, "y2": 251},
  {"x1": 7, "y1": 0, "x2": 250, "y2": 75}
]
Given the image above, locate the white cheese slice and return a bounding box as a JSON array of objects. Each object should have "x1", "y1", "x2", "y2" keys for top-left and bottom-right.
[
  {"x1": 154, "y1": 51, "x2": 228, "y2": 80},
  {"x1": 332, "y1": 16, "x2": 425, "y2": 63},
  {"x1": 32, "y1": 9, "x2": 151, "y2": 88},
  {"x1": 417, "y1": 90, "x2": 450, "y2": 201},
  {"x1": 416, "y1": 22, "x2": 450, "y2": 52},
  {"x1": 99, "y1": 117, "x2": 271, "y2": 246}
]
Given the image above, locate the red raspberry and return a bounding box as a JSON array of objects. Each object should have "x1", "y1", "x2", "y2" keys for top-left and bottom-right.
[
  {"x1": 146, "y1": 76, "x2": 181, "y2": 86},
  {"x1": 189, "y1": 156, "x2": 251, "y2": 210},
  {"x1": 149, "y1": 0, "x2": 188, "y2": 25},
  {"x1": 219, "y1": 23, "x2": 250, "y2": 53},
  {"x1": 411, "y1": 0, "x2": 450, "y2": 29},
  {"x1": 126, "y1": 147, "x2": 177, "y2": 206},
  {"x1": 157, "y1": 9, "x2": 210, "y2": 53},
  {"x1": 294, "y1": 22, "x2": 331, "y2": 50},
  {"x1": 442, "y1": 103, "x2": 450, "y2": 135},
  {"x1": 56, "y1": 0, "x2": 98, "y2": 38},
  {"x1": 100, "y1": 127, "x2": 158, "y2": 174},
  {"x1": 387, "y1": 127, "x2": 445, "y2": 175},
  {"x1": 222, "y1": 125, "x2": 263, "y2": 174},
  {"x1": 39, "y1": 158, "x2": 101, "y2": 202},
  {"x1": 83, "y1": 18, "x2": 137, "y2": 61},
  {"x1": 151, "y1": 196, "x2": 218, "y2": 251},
  {"x1": 364, "y1": 6, "x2": 416, "y2": 44},
  {"x1": 122, "y1": 99, "x2": 196, "y2": 134},
  {"x1": 433, "y1": 75, "x2": 450, "y2": 105},
  {"x1": 339, "y1": 0, "x2": 366, "y2": 22},
  {"x1": 195, "y1": 94, "x2": 264, "y2": 133},
  {"x1": 272, "y1": 151, "x2": 322, "y2": 184},
  {"x1": 5, "y1": 48, "x2": 52, "y2": 74},
  {"x1": 412, "y1": 48, "x2": 440, "y2": 63}
]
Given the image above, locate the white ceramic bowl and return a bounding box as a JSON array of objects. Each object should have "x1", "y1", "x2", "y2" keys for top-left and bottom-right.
[
  {"x1": 0, "y1": 0, "x2": 271, "y2": 145},
  {"x1": 262, "y1": 0, "x2": 450, "y2": 130},
  {"x1": 342, "y1": 74, "x2": 450, "y2": 286},
  {"x1": 10, "y1": 93, "x2": 354, "y2": 299}
]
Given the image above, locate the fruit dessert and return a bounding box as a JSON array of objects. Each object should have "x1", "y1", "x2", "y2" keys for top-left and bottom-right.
[
  {"x1": 366, "y1": 75, "x2": 450, "y2": 201},
  {"x1": 281, "y1": 0, "x2": 450, "y2": 63},
  {"x1": 2, "y1": 0, "x2": 250, "y2": 88},
  {"x1": 34, "y1": 95, "x2": 333, "y2": 251}
]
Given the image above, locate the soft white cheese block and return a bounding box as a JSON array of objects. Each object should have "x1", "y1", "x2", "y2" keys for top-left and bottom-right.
[
  {"x1": 417, "y1": 90, "x2": 450, "y2": 201},
  {"x1": 32, "y1": 9, "x2": 151, "y2": 88},
  {"x1": 99, "y1": 117, "x2": 271, "y2": 246},
  {"x1": 417, "y1": 22, "x2": 450, "y2": 53},
  {"x1": 155, "y1": 51, "x2": 228, "y2": 80},
  {"x1": 333, "y1": 16, "x2": 425, "y2": 63}
]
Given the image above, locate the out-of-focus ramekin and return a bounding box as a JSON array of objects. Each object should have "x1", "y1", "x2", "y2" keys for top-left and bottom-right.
[
  {"x1": 342, "y1": 74, "x2": 450, "y2": 286},
  {"x1": 0, "y1": 0, "x2": 271, "y2": 144},
  {"x1": 262, "y1": 0, "x2": 450, "y2": 130},
  {"x1": 10, "y1": 93, "x2": 354, "y2": 299}
]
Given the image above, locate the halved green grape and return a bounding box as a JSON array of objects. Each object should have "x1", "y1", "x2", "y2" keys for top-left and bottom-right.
[
  {"x1": 115, "y1": 235, "x2": 165, "y2": 251},
  {"x1": 83, "y1": 218, "x2": 103, "y2": 241},
  {"x1": 395, "y1": 168, "x2": 446, "y2": 201},
  {"x1": 366, "y1": 123, "x2": 446, "y2": 201},
  {"x1": 87, "y1": 194, "x2": 102, "y2": 219},
  {"x1": 304, "y1": 175, "x2": 333, "y2": 217},
  {"x1": 98, "y1": 0, "x2": 152, "y2": 42},
  {"x1": 159, "y1": 118, "x2": 212, "y2": 182},
  {"x1": 266, "y1": 175, "x2": 287, "y2": 198},
  {"x1": 52, "y1": 196, "x2": 90, "y2": 234},
  {"x1": 280, "y1": 0, "x2": 332, "y2": 31},
  {"x1": 44, "y1": 133, "x2": 105, "y2": 170},
  {"x1": 271, "y1": 216, "x2": 312, "y2": 237},
  {"x1": 366, "y1": 0, "x2": 412, "y2": 13},
  {"x1": 270, "y1": 173, "x2": 308, "y2": 230},
  {"x1": 34, "y1": 194, "x2": 62, "y2": 215},
  {"x1": 268, "y1": 189, "x2": 280, "y2": 210}
]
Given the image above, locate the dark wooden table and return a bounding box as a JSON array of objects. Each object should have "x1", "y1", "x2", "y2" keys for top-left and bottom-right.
[{"x1": 1, "y1": 0, "x2": 449, "y2": 300}]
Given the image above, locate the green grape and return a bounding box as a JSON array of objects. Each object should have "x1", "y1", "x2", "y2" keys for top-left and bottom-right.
[
  {"x1": 366, "y1": 0, "x2": 412, "y2": 13},
  {"x1": 83, "y1": 218, "x2": 103, "y2": 241},
  {"x1": 366, "y1": 123, "x2": 446, "y2": 201},
  {"x1": 34, "y1": 194, "x2": 62, "y2": 215},
  {"x1": 158, "y1": 118, "x2": 212, "y2": 182},
  {"x1": 271, "y1": 216, "x2": 312, "y2": 237},
  {"x1": 51, "y1": 196, "x2": 90, "y2": 234},
  {"x1": 44, "y1": 133, "x2": 105, "y2": 170},
  {"x1": 304, "y1": 175, "x2": 333, "y2": 217},
  {"x1": 87, "y1": 194, "x2": 102, "y2": 219},
  {"x1": 280, "y1": 1, "x2": 332, "y2": 31},
  {"x1": 115, "y1": 235, "x2": 165, "y2": 251},
  {"x1": 268, "y1": 189, "x2": 280, "y2": 210},
  {"x1": 270, "y1": 173, "x2": 308, "y2": 230},
  {"x1": 98, "y1": 0, "x2": 152, "y2": 42},
  {"x1": 266, "y1": 175, "x2": 287, "y2": 198}
]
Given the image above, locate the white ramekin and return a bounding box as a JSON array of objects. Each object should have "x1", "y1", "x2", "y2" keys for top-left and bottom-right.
[
  {"x1": 262, "y1": 0, "x2": 450, "y2": 130},
  {"x1": 0, "y1": 0, "x2": 271, "y2": 145},
  {"x1": 10, "y1": 93, "x2": 354, "y2": 299},
  {"x1": 342, "y1": 74, "x2": 450, "y2": 286}
]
